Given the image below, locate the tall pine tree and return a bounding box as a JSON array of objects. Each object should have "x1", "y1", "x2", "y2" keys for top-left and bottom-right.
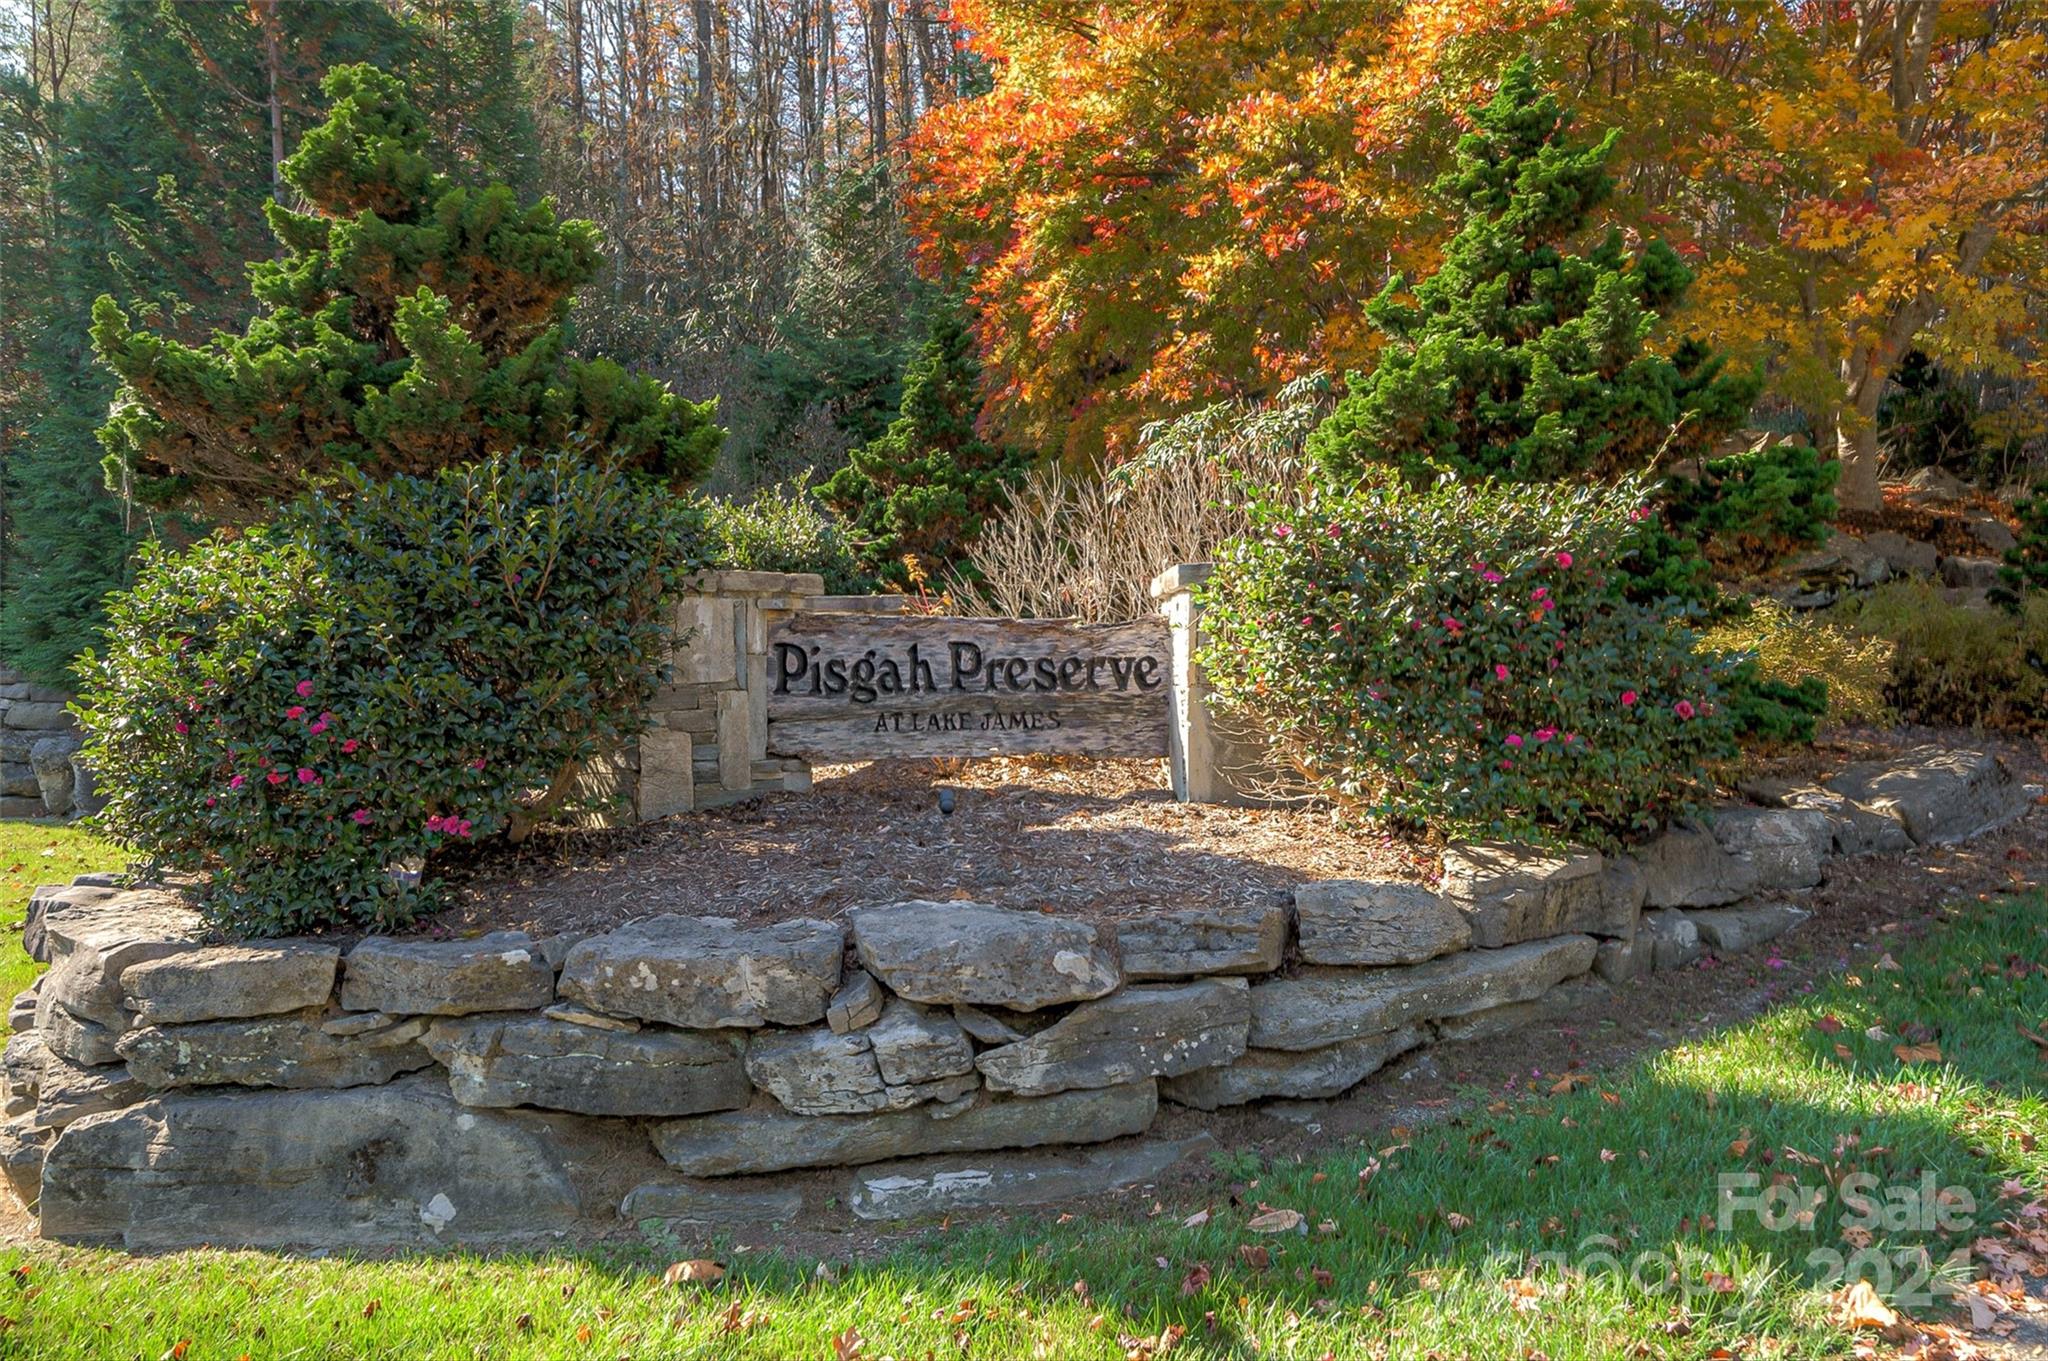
[{"x1": 1308, "y1": 58, "x2": 1756, "y2": 488}]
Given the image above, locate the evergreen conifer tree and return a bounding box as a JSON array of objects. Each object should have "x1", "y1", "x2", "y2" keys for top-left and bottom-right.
[
  {"x1": 823, "y1": 304, "x2": 1034, "y2": 590},
  {"x1": 1, "y1": 0, "x2": 542, "y2": 678},
  {"x1": 93, "y1": 63, "x2": 718, "y2": 517},
  {"x1": 1308, "y1": 58, "x2": 1757, "y2": 488}
]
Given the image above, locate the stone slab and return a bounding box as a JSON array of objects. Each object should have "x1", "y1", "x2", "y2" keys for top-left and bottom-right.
[
  {"x1": 1708, "y1": 806, "x2": 1831, "y2": 891},
  {"x1": 1432, "y1": 977, "x2": 1609, "y2": 1043},
  {"x1": 1642, "y1": 909, "x2": 1702, "y2": 971},
  {"x1": 1160, "y1": 1026, "x2": 1425, "y2": 1110},
  {"x1": 1685, "y1": 902, "x2": 1812, "y2": 955},
  {"x1": 852, "y1": 902, "x2": 1120, "y2": 1011},
  {"x1": 1247, "y1": 935, "x2": 1598, "y2": 1051},
  {"x1": 32, "y1": 1053, "x2": 144, "y2": 1130},
  {"x1": 0, "y1": 1113, "x2": 49, "y2": 1206},
  {"x1": 1635, "y1": 825, "x2": 1757, "y2": 908},
  {"x1": 621, "y1": 1179, "x2": 805, "y2": 1225},
  {"x1": 423, "y1": 1015, "x2": 749, "y2": 1117},
  {"x1": 557, "y1": 916, "x2": 842, "y2": 1029},
  {"x1": 975, "y1": 979, "x2": 1249, "y2": 1097},
  {"x1": 35, "y1": 889, "x2": 205, "y2": 1033},
  {"x1": 38, "y1": 1077, "x2": 585, "y2": 1249},
  {"x1": 1826, "y1": 747, "x2": 2033, "y2": 846},
  {"x1": 121, "y1": 941, "x2": 340, "y2": 1025},
  {"x1": 1293, "y1": 881, "x2": 1469, "y2": 966},
  {"x1": 341, "y1": 932, "x2": 555, "y2": 1017},
  {"x1": 1440, "y1": 844, "x2": 1614, "y2": 947},
  {"x1": 653, "y1": 1081, "x2": 1159, "y2": 1176},
  {"x1": 1114, "y1": 902, "x2": 1288, "y2": 978},
  {"x1": 116, "y1": 1008, "x2": 435, "y2": 1089},
  {"x1": 866, "y1": 1000, "x2": 974, "y2": 1087},
  {"x1": 743, "y1": 1027, "x2": 976, "y2": 1116},
  {"x1": 825, "y1": 970, "x2": 885, "y2": 1034},
  {"x1": 847, "y1": 1133, "x2": 1214, "y2": 1221}
]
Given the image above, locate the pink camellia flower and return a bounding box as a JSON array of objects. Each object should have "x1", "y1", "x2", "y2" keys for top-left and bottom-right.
[
  {"x1": 1556, "y1": 552, "x2": 1573, "y2": 568},
  {"x1": 204, "y1": 797, "x2": 217, "y2": 808},
  {"x1": 1443, "y1": 616, "x2": 1462, "y2": 634},
  {"x1": 1498, "y1": 759, "x2": 1515, "y2": 772},
  {"x1": 228, "y1": 774, "x2": 246, "y2": 790},
  {"x1": 471, "y1": 757, "x2": 487, "y2": 771},
  {"x1": 1493, "y1": 663, "x2": 1509, "y2": 681},
  {"x1": 425, "y1": 814, "x2": 446, "y2": 833},
  {"x1": 266, "y1": 772, "x2": 286, "y2": 786},
  {"x1": 1273, "y1": 524, "x2": 1291, "y2": 538},
  {"x1": 1505, "y1": 733, "x2": 1525, "y2": 749},
  {"x1": 308, "y1": 719, "x2": 328, "y2": 735},
  {"x1": 1673, "y1": 699, "x2": 1697, "y2": 720},
  {"x1": 351, "y1": 809, "x2": 372, "y2": 826},
  {"x1": 1481, "y1": 569, "x2": 1503, "y2": 584},
  {"x1": 173, "y1": 720, "x2": 189, "y2": 735},
  {"x1": 455, "y1": 818, "x2": 474, "y2": 838},
  {"x1": 340, "y1": 738, "x2": 359, "y2": 754},
  {"x1": 1534, "y1": 726, "x2": 1557, "y2": 742},
  {"x1": 1620, "y1": 690, "x2": 1639, "y2": 707},
  {"x1": 286, "y1": 705, "x2": 305, "y2": 720},
  {"x1": 296, "y1": 767, "x2": 318, "y2": 784},
  {"x1": 295, "y1": 680, "x2": 315, "y2": 698},
  {"x1": 1530, "y1": 586, "x2": 1548, "y2": 601},
  {"x1": 1300, "y1": 615, "x2": 1315, "y2": 628}
]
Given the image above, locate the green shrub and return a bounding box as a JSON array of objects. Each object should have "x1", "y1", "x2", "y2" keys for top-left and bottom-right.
[
  {"x1": 701, "y1": 473, "x2": 871, "y2": 593},
  {"x1": 1197, "y1": 473, "x2": 1735, "y2": 845},
  {"x1": 1699, "y1": 598, "x2": 1894, "y2": 731},
  {"x1": 1997, "y1": 477, "x2": 2048, "y2": 605},
  {"x1": 75, "y1": 455, "x2": 706, "y2": 935},
  {"x1": 1831, "y1": 581, "x2": 2048, "y2": 733},
  {"x1": 1663, "y1": 441, "x2": 1838, "y2": 570}
]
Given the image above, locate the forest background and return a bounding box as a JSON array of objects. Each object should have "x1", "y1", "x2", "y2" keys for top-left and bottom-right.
[{"x1": 2, "y1": 0, "x2": 2043, "y2": 681}]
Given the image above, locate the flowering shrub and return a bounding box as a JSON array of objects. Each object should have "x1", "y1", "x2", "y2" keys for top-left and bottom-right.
[
  {"x1": 75, "y1": 455, "x2": 705, "y2": 935},
  {"x1": 1197, "y1": 473, "x2": 1736, "y2": 845}
]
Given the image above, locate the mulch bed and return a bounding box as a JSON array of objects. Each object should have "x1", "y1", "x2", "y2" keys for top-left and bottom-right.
[
  {"x1": 429, "y1": 726, "x2": 2048, "y2": 942},
  {"x1": 1835, "y1": 484, "x2": 2022, "y2": 557}
]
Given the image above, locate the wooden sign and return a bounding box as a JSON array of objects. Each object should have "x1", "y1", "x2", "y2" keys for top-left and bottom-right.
[{"x1": 765, "y1": 614, "x2": 1173, "y2": 760}]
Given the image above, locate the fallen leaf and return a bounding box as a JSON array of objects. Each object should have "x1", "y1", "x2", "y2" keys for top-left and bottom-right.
[
  {"x1": 1829, "y1": 1280, "x2": 1898, "y2": 1331},
  {"x1": 1247, "y1": 1209, "x2": 1303, "y2": 1234},
  {"x1": 664, "y1": 1259, "x2": 725, "y2": 1286},
  {"x1": 1728, "y1": 1128, "x2": 1753, "y2": 1157},
  {"x1": 1443, "y1": 1212, "x2": 1473, "y2": 1232},
  {"x1": 1814, "y1": 1015, "x2": 1845, "y2": 1035},
  {"x1": 1179, "y1": 1263, "x2": 1211, "y2": 1296},
  {"x1": 513, "y1": 1313, "x2": 534, "y2": 1333},
  {"x1": 161, "y1": 1344, "x2": 191, "y2": 1361},
  {"x1": 1236, "y1": 1244, "x2": 1270, "y2": 1270},
  {"x1": 575, "y1": 1324, "x2": 593, "y2": 1344},
  {"x1": 1873, "y1": 953, "x2": 1902, "y2": 972},
  {"x1": 1894, "y1": 1042, "x2": 1942, "y2": 1064},
  {"x1": 362, "y1": 1299, "x2": 379, "y2": 1320},
  {"x1": 831, "y1": 1324, "x2": 865, "y2": 1359},
  {"x1": 1180, "y1": 1208, "x2": 1210, "y2": 1229}
]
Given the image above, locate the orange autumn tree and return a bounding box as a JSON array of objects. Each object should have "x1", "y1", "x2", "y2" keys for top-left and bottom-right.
[
  {"x1": 907, "y1": 0, "x2": 1547, "y2": 462},
  {"x1": 1552, "y1": 1, "x2": 2048, "y2": 513},
  {"x1": 914, "y1": 2, "x2": 2048, "y2": 502}
]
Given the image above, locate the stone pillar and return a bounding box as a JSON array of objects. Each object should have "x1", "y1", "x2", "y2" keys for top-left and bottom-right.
[
  {"x1": 632, "y1": 570, "x2": 825, "y2": 819},
  {"x1": 1150, "y1": 563, "x2": 1283, "y2": 806}
]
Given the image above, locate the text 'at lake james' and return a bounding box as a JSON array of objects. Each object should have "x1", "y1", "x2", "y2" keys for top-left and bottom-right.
[{"x1": 772, "y1": 640, "x2": 1164, "y2": 705}]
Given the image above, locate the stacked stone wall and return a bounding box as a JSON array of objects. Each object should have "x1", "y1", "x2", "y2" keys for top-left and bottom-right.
[
  {"x1": 0, "y1": 746, "x2": 2034, "y2": 1249},
  {"x1": 0, "y1": 666, "x2": 89, "y2": 820}
]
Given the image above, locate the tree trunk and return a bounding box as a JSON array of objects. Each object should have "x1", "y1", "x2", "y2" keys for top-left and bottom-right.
[
  {"x1": 263, "y1": 0, "x2": 286, "y2": 206},
  {"x1": 1833, "y1": 347, "x2": 1888, "y2": 515}
]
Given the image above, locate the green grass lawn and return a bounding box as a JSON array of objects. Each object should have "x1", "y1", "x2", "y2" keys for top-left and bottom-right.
[
  {"x1": 2, "y1": 892, "x2": 2042, "y2": 1360},
  {"x1": 0, "y1": 820, "x2": 126, "y2": 1001}
]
